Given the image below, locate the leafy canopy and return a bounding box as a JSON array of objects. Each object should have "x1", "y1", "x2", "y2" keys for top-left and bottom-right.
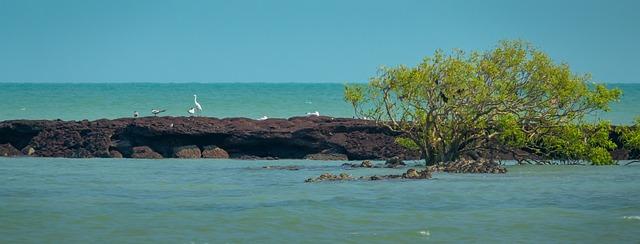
[{"x1": 345, "y1": 40, "x2": 621, "y2": 165}]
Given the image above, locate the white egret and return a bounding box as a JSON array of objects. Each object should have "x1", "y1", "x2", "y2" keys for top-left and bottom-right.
[
  {"x1": 188, "y1": 107, "x2": 196, "y2": 116},
  {"x1": 193, "y1": 94, "x2": 202, "y2": 112},
  {"x1": 306, "y1": 111, "x2": 320, "y2": 116}
]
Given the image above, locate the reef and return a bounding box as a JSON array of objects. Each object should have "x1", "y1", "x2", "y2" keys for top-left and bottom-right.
[{"x1": 0, "y1": 116, "x2": 419, "y2": 160}]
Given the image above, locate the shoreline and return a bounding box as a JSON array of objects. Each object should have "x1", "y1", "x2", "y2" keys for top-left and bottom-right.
[{"x1": 1, "y1": 116, "x2": 638, "y2": 161}]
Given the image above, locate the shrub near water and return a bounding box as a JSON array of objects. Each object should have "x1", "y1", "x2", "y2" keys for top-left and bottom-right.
[{"x1": 345, "y1": 40, "x2": 621, "y2": 166}]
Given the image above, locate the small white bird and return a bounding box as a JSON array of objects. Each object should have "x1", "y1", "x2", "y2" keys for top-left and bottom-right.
[
  {"x1": 188, "y1": 107, "x2": 196, "y2": 116},
  {"x1": 193, "y1": 94, "x2": 202, "y2": 111},
  {"x1": 257, "y1": 116, "x2": 268, "y2": 121},
  {"x1": 133, "y1": 111, "x2": 139, "y2": 118},
  {"x1": 306, "y1": 111, "x2": 320, "y2": 116},
  {"x1": 151, "y1": 109, "x2": 166, "y2": 116}
]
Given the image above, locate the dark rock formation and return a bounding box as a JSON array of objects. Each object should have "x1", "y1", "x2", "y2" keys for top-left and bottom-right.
[
  {"x1": 0, "y1": 143, "x2": 21, "y2": 157},
  {"x1": 131, "y1": 146, "x2": 163, "y2": 159},
  {"x1": 304, "y1": 152, "x2": 349, "y2": 160},
  {"x1": 385, "y1": 157, "x2": 406, "y2": 168},
  {"x1": 429, "y1": 159, "x2": 507, "y2": 174},
  {"x1": 201, "y1": 145, "x2": 229, "y2": 159},
  {"x1": 109, "y1": 150, "x2": 123, "y2": 158},
  {"x1": 173, "y1": 145, "x2": 201, "y2": 158},
  {"x1": 0, "y1": 117, "x2": 418, "y2": 159},
  {"x1": 342, "y1": 160, "x2": 378, "y2": 168},
  {"x1": 305, "y1": 173, "x2": 353, "y2": 182},
  {"x1": 260, "y1": 165, "x2": 301, "y2": 171}
]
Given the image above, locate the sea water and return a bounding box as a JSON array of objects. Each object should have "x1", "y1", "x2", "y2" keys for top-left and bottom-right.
[
  {"x1": 1, "y1": 83, "x2": 640, "y2": 243},
  {"x1": 0, "y1": 158, "x2": 639, "y2": 243},
  {"x1": 1, "y1": 83, "x2": 639, "y2": 124}
]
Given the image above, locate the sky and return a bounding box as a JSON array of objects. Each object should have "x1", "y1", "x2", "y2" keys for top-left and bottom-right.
[{"x1": 0, "y1": 0, "x2": 639, "y2": 83}]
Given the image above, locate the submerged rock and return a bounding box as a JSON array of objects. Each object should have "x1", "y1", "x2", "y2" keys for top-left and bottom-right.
[
  {"x1": 305, "y1": 173, "x2": 353, "y2": 182},
  {"x1": 173, "y1": 145, "x2": 201, "y2": 158},
  {"x1": 385, "y1": 157, "x2": 406, "y2": 168},
  {"x1": 109, "y1": 150, "x2": 123, "y2": 158},
  {"x1": 0, "y1": 143, "x2": 22, "y2": 157},
  {"x1": 131, "y1": 146, "x2": 163, "y2": 159},
  {"x1": 201, "y1": 145, "x2": 229, "y2": 159},
  {"x1": 304, "y1": 152, "x2": 349, "y2": 160},
  {"x1": 402, "y1": 168, "x2": 432, "y2": 179},
  {"x1": 342, "y1": 160, "x2": 379, "y2": 168},
  {"x1": 430, "y1": 159, "x2": 507, "y2": 174},
  {"x1": 261, "y1": 165, "x2": 301, "y2": 171}
]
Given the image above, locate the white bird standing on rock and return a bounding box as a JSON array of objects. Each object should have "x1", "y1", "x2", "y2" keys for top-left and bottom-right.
[
  {"x1": 151, "y1": 109, "x2": 166, "y2": 116},
  {"x1": 133, "y1": 111, "x2": 139, "y2": 118},
  {"x1": 193, "y1": 94, "x2": 202, "y2": 115},
  {"x1": 188, "y1": 107, "x2": 196, "y2": 116},
  {"x1": 257, "y1": 116, "x2": 268, "y2": 121},
  {"x1": 306, "y1": 111, "x2": 320, "y2": 116}
]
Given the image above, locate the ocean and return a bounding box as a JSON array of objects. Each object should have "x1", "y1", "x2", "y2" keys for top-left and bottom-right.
[
  {"x1": 1, "y1": 83, "x2": 639, "y2": 124},
  {"x1": 1, "y1": 158, "x2": 639, "y2": 243},
  {"x1": 1, "y1": 83, "x2": 640, "y2": 243}
]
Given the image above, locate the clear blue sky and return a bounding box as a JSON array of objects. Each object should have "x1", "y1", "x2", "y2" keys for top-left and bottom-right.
[{"x1": 1, "y1": 0, "x2": 638, "y2": 83}]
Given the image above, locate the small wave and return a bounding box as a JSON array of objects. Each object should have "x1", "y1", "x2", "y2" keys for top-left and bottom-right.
[
  {"x1": 622, "y1": 216, "x2": 640, "y2": 220},
  {"x1": 419, "y1": 230, "x2": 430, "y2": 236}
]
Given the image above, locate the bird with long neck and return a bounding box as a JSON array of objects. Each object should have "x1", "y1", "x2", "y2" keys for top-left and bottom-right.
[{"x1": 193, "y1": 94, "x2": 203, "y2": 116}]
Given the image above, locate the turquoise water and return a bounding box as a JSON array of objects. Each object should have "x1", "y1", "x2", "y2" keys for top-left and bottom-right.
[
  {"x1": 1, "y1": 83, "x2": 640, "y2": 124},
  {"x1": 1, "y1": 158, "x2": 639, "y2": 243}
]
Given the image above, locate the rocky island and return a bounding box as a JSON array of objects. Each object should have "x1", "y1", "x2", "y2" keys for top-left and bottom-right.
[
  {"x1": 1, "y1": 116, "x2": 637, "y2": 162},
  {"x1": 0, "y1": 116, "x2": 420, "y2": 160}
]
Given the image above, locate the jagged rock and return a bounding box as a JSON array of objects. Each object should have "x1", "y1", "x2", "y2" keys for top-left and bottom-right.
[
  {"x1": 131, "y1": 146, "x2": 163, "y2": 159},
  {"x1": 109, "y1": 150, "x2": 123, "y2": 158},
  {"x1": 237, "y1": 155, "x2": 278, "y2": 160},
  {"x1": 342, "y1": 160, "x2": 377, "y2": 168},
  {"x1": 360, "y1": 160, "x2": 373, "y2": 168},
  {"x1": 385, "y1": 157, "x2": 406, "y2": 168},
  {"x1": 173, "y1": 145, "x2": 202, "y2": 158},
  {"x1": 402, "y1": 168, "x2": 432, "y2": 179},
  {"x1": 305, "y1": 172, "x2": 353, "y2": 182},
  {"x1": 0, "y1": 143, "x2": 22, "y2": 157},
  {"x1": 304, "y1": 152, "x2": 349, "y2": 160},
  {"x1": 22, "y1": 146, "x2": 35, "y2": 156},
  {"x1": 0, "y1": 117, "x2": 419, "y2": 160},
  {"x1": 201, "y1": 145, "x2": 229, "y2": 159},
  {"x1": 261, "y1": 165, "x2": 301, "y2": 170},
  {"x1": 430, "y1": 159, "x2": 507, "y2": 174}
]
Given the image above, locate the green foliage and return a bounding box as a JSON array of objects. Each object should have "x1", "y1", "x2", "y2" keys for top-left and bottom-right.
[
  {"x1": 620, "y1": 117, "x2": 640, "y2": 150},
  {"x1": 345, "y1": 40, "x2": 621, "y2": 165},
  {"x1": 395, "y1": 137, "x2": 420, "y2": 151},
  {"x1": 540, "y1": 121, "x2": 617, "y2": 165}
]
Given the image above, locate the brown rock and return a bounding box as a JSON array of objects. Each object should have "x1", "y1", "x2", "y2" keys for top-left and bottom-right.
[
  {"x1": 385, "y1": 157, "x2": 406, "y2": 168},
  {"x1": 402, "y1": 168, "x2": 432, "y2": 179},
  {"x1": 173, "y1": 145, "x2": 201, "y2": 158},
  {"x1": 201, "y1": 145, "x2": 229, "y2": 159},
  {"x1": 0, "y1": 143, "x2": 22, "y2": 157},
  {"x1": 304, "y1": 153, "x2": 349, "y2": 160},
  {"x1": 131, "y1": 146, "x2": 163, "y2": 159},
  {"x1": 109, "y1": 150, "x2": 123, "y2": 158},
  {"x1": 305, "y1": 172, "x2": 353, "y2": 182},
  {"x1": 22, "y1": 146, "x2": 36, "y2": 156},
  {"x1": 360, "y1": 160, "x2": 373, "y2": 168}
]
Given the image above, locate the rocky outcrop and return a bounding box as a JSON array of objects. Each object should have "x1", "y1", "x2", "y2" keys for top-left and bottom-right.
[
  {"x1": 429, "y1": 159, "x2": 507, "y2": 174},
  {"x1": 131, "y1": 146, "x2": 163, "y2": 159},
  {"x1": 304, "y1": 152, "x2": 349, "y2": 160},
  {"x1": 0, "y1": 143, "x2": 21, "y2": 157},
  {"x1": 385, "y1": 157, "x2": 406, "y2": 168},
  {"x1": 305, "y1": 173, "x2": 354, "y2": 182},
  {"x1": 0, "y1": 117, "x2": 418, "y2": 160},
  {"x1": 173, "y1": 145, "x2": 201, "y2": 158},
  {"x1": 201, "y1": 145, "x2": 229, "y2": 159}
]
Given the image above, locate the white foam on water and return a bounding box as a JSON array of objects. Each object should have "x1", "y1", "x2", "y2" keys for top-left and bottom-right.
[
  {"x1": 622, "y1": 216, "x2": 640, "y2": 220},
  {"x1": 419, "y1": 230, "x2": 430, "y2": 236}
]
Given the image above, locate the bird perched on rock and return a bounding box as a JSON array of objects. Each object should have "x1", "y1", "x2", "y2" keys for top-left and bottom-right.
[
  {"x1": 188, "y1": 107, "x2": 196, "y2": 116},
  {"x1": 151, "y1": 109, "x2": 166, "y2": 117},
  {"x1": 306, "y1": 111, "x2": 320, "y2": 116},
  {"x1": 133, "y1": 111, "x2": 139, "y2": 118},
  {"x1": 257, "y1": 115, "x2": 268, "y2": 121}
]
